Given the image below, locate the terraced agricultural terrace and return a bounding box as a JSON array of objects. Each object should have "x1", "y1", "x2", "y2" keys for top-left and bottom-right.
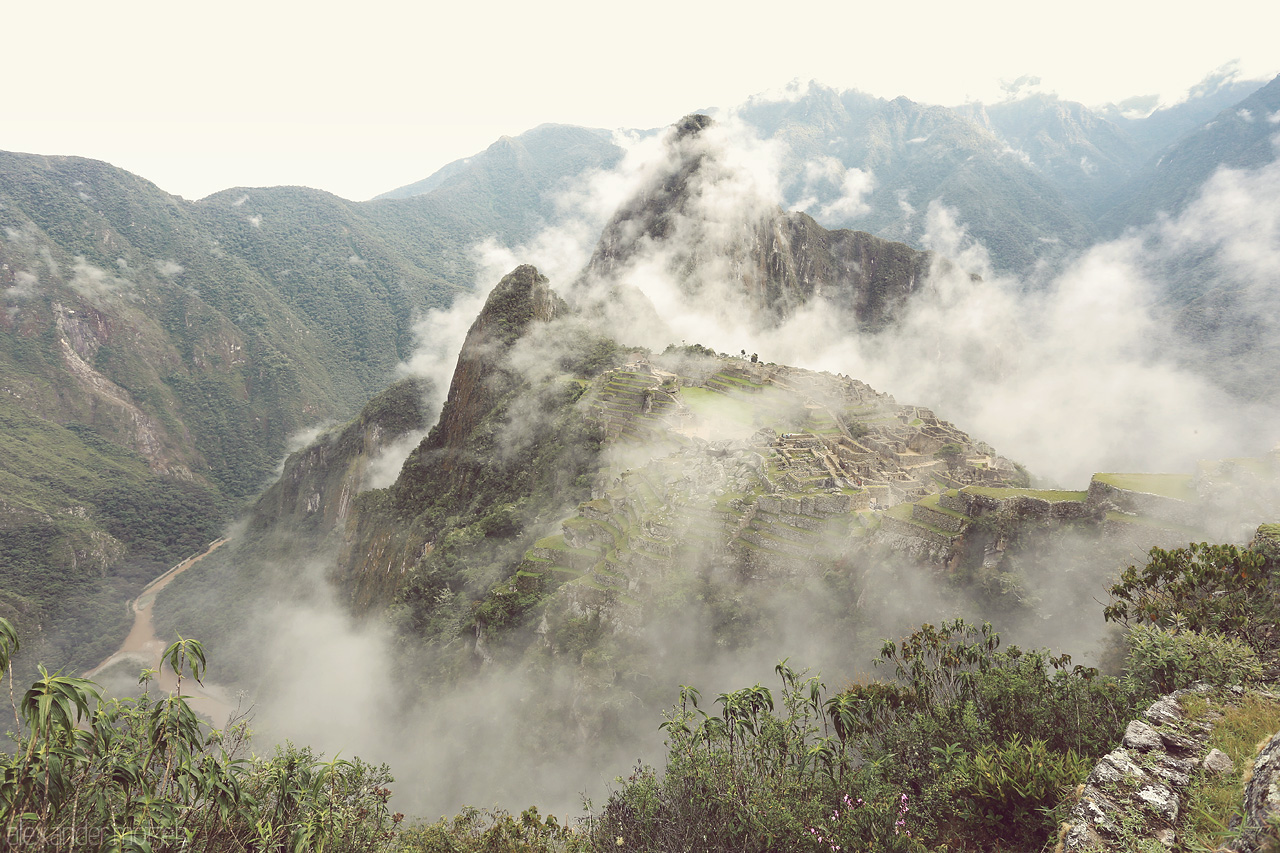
[
  {"x1": 514, "y1": 354, "x2": 1280, "y2": 612},
  {"x1": 511, "y1": 354, "x2": 1036, "y2": 614}
]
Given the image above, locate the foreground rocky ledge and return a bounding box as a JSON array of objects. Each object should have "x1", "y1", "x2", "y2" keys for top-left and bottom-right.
[{"x1": 1059, "y1": 684, "x2": 1280, "y2": 852}]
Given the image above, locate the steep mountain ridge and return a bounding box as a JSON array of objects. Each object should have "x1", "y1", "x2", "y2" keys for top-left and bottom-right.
[
  {"x1": 375, "y1": 124, "x2": 624, "y2": 233},
  {"x1": 734, "y1": 87, "x2": 1098, "y2": 272},
  {"x1": 958, "y1": 93, "x2": 1142, "y2": 214}
]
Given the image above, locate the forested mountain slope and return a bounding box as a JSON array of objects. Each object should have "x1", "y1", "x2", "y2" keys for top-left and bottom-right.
[{"x1": 0, "y1": 149, "x2": 540, "y2": 670}]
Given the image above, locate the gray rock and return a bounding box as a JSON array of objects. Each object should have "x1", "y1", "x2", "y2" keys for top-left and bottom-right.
[
  {"x1": 1203, "y1": 748, "x2": 1234, "y2": 776},
  {"x1": 1145, "y1": 696, "x2": 1184, "y2": 726},
  {"x1": 1148, "y1": 760, "x2": 1192, "y2": 789},
  {"x1": 1123, "y1": 720, "x2": 1165, "y2": 752},
  {"x1": 1136, "y1": 784, "x2": 1179, "y2": 822},
  {"x1": 1158, "y1": 729, "x2": 1203, "y2": 755},
  {"x1": 1079, "y1": 789, "x2": 1122, "y2": 835},
  {"x1": 1228, "y1": 731, "x2": 1280, "y2": 853},
  {"x1": 1061, "y1": 819, "x2": 1099, "y2": 852}
]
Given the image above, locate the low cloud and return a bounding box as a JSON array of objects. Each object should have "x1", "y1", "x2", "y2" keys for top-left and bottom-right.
[
  {"x1": 221, "y1": 112, "x2": 1280, "y2": 825},
  {"x1": 795, "y1": 156, "x2": 874, "y2": 220},
  {"x1": 6, "y1": 270, "x2": 39, "y2": 300},
  {"x1": 70, "y1": 257, "x2": 131, "y2": 299},
  {"x1": 545, "y1": 117, "x2": 1279, "y2": 488}
]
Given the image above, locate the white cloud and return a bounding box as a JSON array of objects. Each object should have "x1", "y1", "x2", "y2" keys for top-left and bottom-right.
[
  {"x1": 1002, "y1": 145, "x2": 1033, "y2": 166},
  {"x1": 795, "y1": 157, "x2": 875, "y2": 221},
  {"x1": 70, "y1": 257, "x2": 131, "y2": 299},
  {"x1": 6, "y1": 270, "x2": 39, "y2": 300},
  {"x1": 530, "y1": 123, "x2": 1280, "y2": 487}
]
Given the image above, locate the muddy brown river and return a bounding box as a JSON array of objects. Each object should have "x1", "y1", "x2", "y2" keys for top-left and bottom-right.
[{"x1": 84, "y1": 537, "x2": 241, "y2": 727}]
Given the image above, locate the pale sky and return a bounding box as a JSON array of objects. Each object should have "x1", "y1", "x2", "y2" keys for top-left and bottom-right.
[{"x1": 5, "y1": 0, "x2": 1276, "y2": 202}]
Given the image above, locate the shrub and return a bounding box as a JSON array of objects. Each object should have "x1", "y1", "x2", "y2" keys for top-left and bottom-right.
[
  {"x1": 394, "y1": 806, "x2": 583, "y2": 853},
  {"x1": 1124, "y1": 622, "x2": 1264, "y2": 693},
  {"x1": 1104, "y1": 542, "x2": 1278, "y2": 656},
  {"x1": 958, "y1": 734, "x2": 1092, "y2": 845},
  {"x1": 0, "y1": 619, "x2": 399, "y2": 852},
  {"x1": 590, "y1": 624, "x2": 1139, "y2": 852}
]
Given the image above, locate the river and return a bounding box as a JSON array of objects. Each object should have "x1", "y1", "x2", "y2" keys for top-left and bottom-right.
[{"x1": 84, "y1": 537, "x2": 241, "y2": 727}]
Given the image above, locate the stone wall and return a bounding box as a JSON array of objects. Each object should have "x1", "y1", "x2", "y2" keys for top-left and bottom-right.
[
  {"x1": 912, "y1": 503, "x2": 968, "y2": 534},
  {"x1": 959, "y1": 490, "x2": 1092, "y2": 520},
  {"x1": 880, "y1": 513, "x2": 958, "y2": 548},
  {"x1": 1088, "y1": 479, "x2": 1201, "y2": 529}
]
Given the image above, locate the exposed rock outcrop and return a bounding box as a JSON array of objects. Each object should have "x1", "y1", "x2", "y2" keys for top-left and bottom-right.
[
  {"x1": 415, "y1": 264, "x2": 567, "y2": 471},
  {"x1": 1059, "y1": 686, "x2": 1280, "y2": 853},
  {"x1": 1227, "y1": 729, "x2": 1280, "y2": 853}
]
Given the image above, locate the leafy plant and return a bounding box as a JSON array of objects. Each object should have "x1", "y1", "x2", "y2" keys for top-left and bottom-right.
[
  {"x1": 1104, "y1": 542, "x2": 1277, "y2": 654},
  {"x1": 1124, "y1": 622, "x2": 1263, "y2": 693},
  {"x1": 0, "y1": 617, "x2": 399, "y2": 852},
  {"x1": 394, "y1": 806, "x2": 583, "y2": 853},
  {"x1": 958, "y1": 733, "x2": 1091, "y2": 844}
]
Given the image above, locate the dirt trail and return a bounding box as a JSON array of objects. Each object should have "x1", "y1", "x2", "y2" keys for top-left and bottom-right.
[{"x1": 85, "y1": 537, "x2": 241, "y2": 727}]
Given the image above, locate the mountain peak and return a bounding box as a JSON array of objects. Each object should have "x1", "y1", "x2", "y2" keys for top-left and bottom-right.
[
  {"x1": 418, "y1": 265, "x2": 567, "y2": 461},
  {"x1": 674, "y1": 113, "x2": 714, "y2": 138}
]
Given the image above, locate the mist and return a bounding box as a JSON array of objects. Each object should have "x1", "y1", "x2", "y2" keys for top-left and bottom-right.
[
  {"x1": 199, "y1": 115, "x2": 1280, "y2": 822},
  {"x1": 559, "y1": 119, "x2": 1280, "y2": 486}
]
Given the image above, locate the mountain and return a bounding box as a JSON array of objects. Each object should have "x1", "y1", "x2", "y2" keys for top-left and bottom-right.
[
  {"x1": 155, "y1": 247, "x2": 1280, "y2": 817},
  {"x1": 374, "y1": 124, "x2": 624, "y2": 247},
  {"x1": 580, "y1": 114, "x2": 938, "y2": 332},
  {"x1": 956, "y1": 94, "x2": 1142, "y2": 216},
  {"x1": 1, "y1": 75, "x2": 1274, "y2": 847},
  {"x1": 126, "y1": 110, "x2": 1280, "y2": 824},
  {"x1": 1096, "y1": 65, "x2": 1275, "y2": 159},
  {"x1": 378, "y1": 123, "x2": 621, "y2": 198},
  {"x1": 0, "y1": 148, "x2": 572, "y2": 671},
  {"x1": 1099, "y1": 74, "x2": 1280, "y2": 234},
  {"x1": 734, "y1": 85, "x2": 1099, "y2": 273}
]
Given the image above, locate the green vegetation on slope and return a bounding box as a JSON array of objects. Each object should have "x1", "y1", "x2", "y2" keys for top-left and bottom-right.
[
  {"x1": 0, "y1": 627, "x2": 400, "y2": 852},
  {"x1": 1094, "y1": 472, "x2": 1197, "y2": 501},
  {"x1": 0, "y1": 146, "x2": 546, "y2": 667}
]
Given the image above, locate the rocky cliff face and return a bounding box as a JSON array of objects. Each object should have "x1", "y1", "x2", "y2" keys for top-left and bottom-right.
[
  {"x1": 434, "y1": 265, "x2": 565, "y2": 445},
  {"x1": 250, "y1": 378, "x2": 430, "y2": 540},
  {"x1": 328, "y1": 265, "x2": 586, "y2": 612},
  {"x1": 405, "y1": 264, "x2": 568, "y2": 486},
  {"x1": 1059, "y1": 683, "x2": 1280, "y2": 853}
]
